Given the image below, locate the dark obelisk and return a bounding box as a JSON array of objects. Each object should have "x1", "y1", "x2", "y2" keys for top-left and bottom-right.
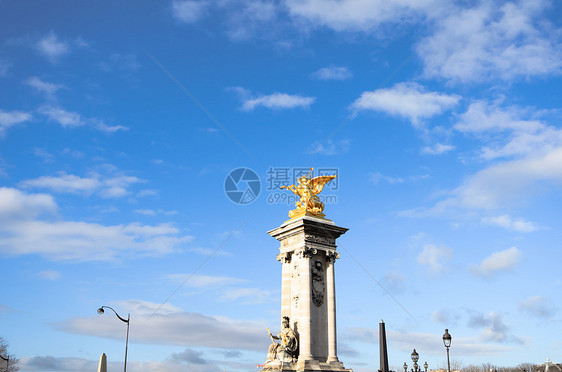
[{"x1": 379, "y1": 320, "x2": 389, "y2": 372}]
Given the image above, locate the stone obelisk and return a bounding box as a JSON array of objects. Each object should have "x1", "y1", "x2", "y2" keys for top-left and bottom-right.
[
  {"x1": 262, "y1": 169, "x2": 352, "y2": 372},
  {"x1": 97, "y1": 353, "x2": 107, "y2": 372},
  {"x1": 379, "y1": 320, "x2": 389, "y2": 372}
]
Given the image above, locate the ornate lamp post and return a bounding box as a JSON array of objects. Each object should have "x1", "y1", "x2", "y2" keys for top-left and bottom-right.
[
  {"x1": 424, "y1": 361, "x2": 428, "y2": 372},
  {"x1": 0, "y1": 354, "x2": 8, "y2": 371},
  {"x1": 411, "y1": 349, "x2": 419, "y2": 372},
  {"x1": 98, "y1": 306, "x2": 130, "y2": 372},
  {"x1": 442, "y1": 329, "x2": 452, "y2": 372},
  {"x1": 404, "y1": 362, "x2": 408, "y2": 372}
]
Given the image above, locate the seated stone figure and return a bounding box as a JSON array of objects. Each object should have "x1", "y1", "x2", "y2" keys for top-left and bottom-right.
[{"x1": 265, "y1": 316, "x2": 298, "y2": 364}]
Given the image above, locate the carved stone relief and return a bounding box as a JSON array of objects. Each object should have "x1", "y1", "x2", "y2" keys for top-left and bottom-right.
[
  {"x1": 302, "y1": 247, "x2": 317, "y2": 258},
  {"x1": 311, "y1": 259, "x2": 325, "y2": 307},
  {"x1": 281, "y1": 233, "x2": 305, "y2": 247},
  {"x1": 292, "y1": 260, "x2": 300, "y2": 309},
  {"x1": 304, "y1": 233, "x2": 335, "y2": 246},
  {"x1": 325, "y1": 251, "x2": 340, "y2": 263},
  {"x1": 277, "y1": 252, "x2": 292, "y2": 263}
]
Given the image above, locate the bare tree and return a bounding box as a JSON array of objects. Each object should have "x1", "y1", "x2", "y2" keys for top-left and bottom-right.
[
  {"x1": 516, "y1": 363, "x2": 535, "y2": 372},
  {"x1": 0, "y1": 337, "x2": 19, "y2": 372},
  {"x1": 451, "y1": 360, "x2": 464, "y2": 371},
  {"x1": 457, "y1": 362, "x2": 537, "y2": 372}
]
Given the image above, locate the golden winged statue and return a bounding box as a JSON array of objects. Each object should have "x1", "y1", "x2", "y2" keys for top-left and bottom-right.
[{"x1": 281, "y1": 168, "x2": 336, "y2": 219}]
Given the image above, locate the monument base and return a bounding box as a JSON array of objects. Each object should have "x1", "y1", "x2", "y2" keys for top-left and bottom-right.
[
  {"x1": 262, "y1": 359, "x2": 352, "y2": 372},
  {"x1": 265, "y1": 213, "x2": 352, "y2": 372}
]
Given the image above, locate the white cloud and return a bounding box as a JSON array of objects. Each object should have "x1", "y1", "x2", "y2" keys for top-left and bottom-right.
[
  {"x1": 189, "y1": 246, "x2": 231, "y2": 257},
  {"x1": 172, "y1": 1, "x2": 279, "y2": 40},
  {"x1": 454, "y1": 101, "x2": 562, "y2": 161},
  {"x1": 74, "y1": 36, "x2": 89, "y2": 48},
  {"x1": 448, "y1": 148, "x2": 562, "y2": 210},
  {"x1": 406, "y1": 138, "x2": 562, "y2": 216},
  {"x1": 137, "y1": 189, "x2": 159, "y2": 197},
  {"x1": 164, "y1": 274, "x2": 246, "y2": 289},
  {"x1": 164, "y1": 274, "x2": 272, "y2": 303},
  {"x1": 417, "y1": 1, "x2": 562, "y2": 82},
  {"x1": 0, "y1": 187, "x2": 57, "y2": 221},
  {"x1": 135, "y1": 208, "x2": 179, "y2": 216},
  {"x1": 170, "y1": 348, "x2": 217, "y2": 367},
  {"x1": 172, "y1": 0, "x2": 208, "y2": 23},
  {"x1": 421, "y1": 143, "x2": 455, "y2": 155},
  {"x1": 56, "y1": 299, "x2": 267, "y2": 350},
  {"x1": 0, "y1": 60, "x2": 10, "y2": 76},
  {"x1": 242, "y1": 92, "x2": 315, "y2": 110},
  {"x1": 307, "y1": 139, "x2": 350, "y2": 155},
  {"x1": 99, "y1": 53, "x2": 141, "y2": 72},
  {"x1": 0, "y1": 187, "x2": 191, "y2": 262},
  {"x1": 350, "y1": 82, "x2": 460, "y2": 126},
  {"x1": 35, "y1": 32, "x2": 69, "y2": 62},
  {"x1": 286, "y1": 0, "x2": 444, "y2": 32},
  {"x1": 222, "y1": 0, "x2": 277, "y2": 40},
  {"x1": 38, "y1": 270, "x2": 61, "y2": 281},
  {"x1": 20, "y1": 171, "x2": 143, "y2": 198},
  {"x1": 25, "y1": 76, "x2": 64, "y2": 99},
  {"x1": 32, "y1": 148, "x2": 55, "y2": 163},
  {"x1": 20, "y1": 352, "x2": 224, "y2": 372},
  {"x1": 285, "y1": 0, "x2": 561, "y2": 85},
  {"x1": 95, "y1": 121, "x2": 129, "y2": 133},
  {"x1": 99, "y1": 174, "x2": 144, "y2": 197},
  {"x1": 0, "y1": 160, "x2": 6, "y2": 178},
  {"x1": 38, "y1": 106, "x2": 126, "y2": 132},
  {"x1": 416, "y1": 244, "x2": 452, "y2": 273},
  {"x1": 0, "y1": 303, "x2": 12, "y2": 314},
  {"x1": 311, "y1": 66, "x2": 352, "y2": 80},
  {"x1": 371, "y1": 172, "x2": 429, "y2": 186},
  {"x1": 383, "y1": 271, "x2": 405, "y2": 293},
  {"x1": 431, "y1": 309, "x2": 460, "y2": 325},
  {"x1": 371, "y1": 172, "x2": 404, "y2": 185},
  {"x1": 518, "y1": 296, "x2": 556, "y2": 319},
  {"x1": 0, "y1": 219, "x2": 191, "y2": 262},
  {"x1": 455, "y1": 101, "x2": 544, "y2": 134},
  {"x1": 21, "y1": 356, "x2": 97, "y2": 372},
  {"x1": 0, "y1": 109, "x2": 32, "y2": 135},
  {"x1": 470, "y1": 246, "x2": 521, "y2": 278},
  {"x1": 482, "y1": 125, "x2": 562, "y2": 161},
  {"x1": 468, "y1": 311, "x2": 526, "y2": 344},
  {"x1": 21, "y1": 173, "x2": 101, "y2": 195},
  {"x1": 135, "y1": 208, "x2": 156, "y2": 215},
  {"x1": 38, "y1": 105, "x2": 84, "y2": 127},
  {"x1": 200, "y1": 127, "x2": 219, "y2": 134},
  {"x1": 343, "y1": 327, "x2": 512, "y2": 356},
  {"x1": 482, "y1": 214, "x2": 539, "y2": 233},
  {"x1": 220, "y1": 288, "x2": 273, "y2": 304}
]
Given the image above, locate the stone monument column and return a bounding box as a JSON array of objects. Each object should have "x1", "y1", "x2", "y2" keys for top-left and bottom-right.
[
  {"x1": 277, "y1": 252, "x2": 292, "y2": 324},
  {"x1": 326, "y1": 252, "x2": 339, "y2": 363},
  {"x1": 267, "y1": 215, "x2": 351, "y2": 372},
  {"x1": 262, "y1": 168, "x2": 352, "y2": 372},
  {"x1": 299, "y1": 248, "x2": 313, "y2": 361}
]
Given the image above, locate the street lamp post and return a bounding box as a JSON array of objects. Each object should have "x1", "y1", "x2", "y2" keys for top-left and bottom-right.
[
  {"x1": 0, "y1": 354, "x2": 8, "y2": 371},
  {"x1": 411, "y1": 349, "x2": 419, "y2": 372},
  {"x1": 442, "y1": 329, "x2": 452, "y2": 372},
  {"x1": 424, "y1": 361, "x2": 428, "y2": 372},
  {"x1": 98, "y1": 306, "x2": 130, "y2": 372},
  {"x1": 403, "y1": 362, "x2": 408, "y2": 372}
]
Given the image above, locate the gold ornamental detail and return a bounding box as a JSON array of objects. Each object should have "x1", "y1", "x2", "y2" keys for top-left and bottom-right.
[{"x1": 280, "y1": 168, "x2": 336, "y2": 220}]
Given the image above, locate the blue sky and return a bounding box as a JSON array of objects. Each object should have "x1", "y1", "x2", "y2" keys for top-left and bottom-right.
[{"x1": 1, "y1": 0, "x2": 562, "y2": 371}]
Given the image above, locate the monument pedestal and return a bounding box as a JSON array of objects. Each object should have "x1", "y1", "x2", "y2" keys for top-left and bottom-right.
[
  {"x1": 263, "y1": 215, "x2": 352, "y2": 372},
  {"x1": 262, "y1": 360, "x2": 349, "y2": 372}
]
